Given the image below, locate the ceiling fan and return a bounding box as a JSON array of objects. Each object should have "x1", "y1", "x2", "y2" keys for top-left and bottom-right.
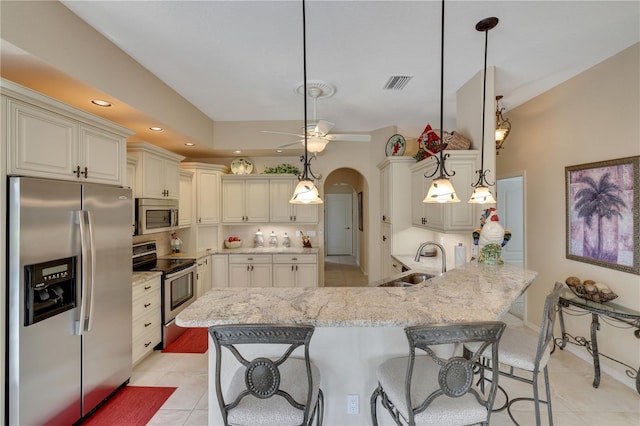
[{"x1": 263, "y1": 83, "x2": 371, "y2": 153}]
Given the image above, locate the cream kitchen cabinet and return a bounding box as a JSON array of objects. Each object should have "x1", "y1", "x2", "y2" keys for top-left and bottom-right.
[
  {"x1": 211, "y1": 254, "x2": 229, "y2": 288},
  {"x1": 379, "y1": 157, "x2": 414, "y2": 225},
  {"x1": 272, "y1": 254, "x2": 318, "y2": 288},
  {"x1": 132, "y1": 275, "x2": 161, "y2": 365},
  {"x1": 269, "y1": 177, "x2": 318, "y2": 223},
  {"x1": 381, "y1": 222, "x2": 393, "y2": 278},
  {"x1": 410, "y1": 150, "x2": 479, "y2": 233},
  {"x1": 221, "y1": 176, "x2": 269, "y2": 223},
  {"x1": 127, "y1": 156, "x2": 138, "y2": 235},
  {"x1": 179, "y1": 169, "x2": 194, "y2": 228},
  {"x1": 181, "y1": 163, "x2": 227, "y2": 225},
  {"x1": 196, "y1": 254, "x2": 212, "y2": 297},
  {"x1": 228, "y1": 254, "x2": 272, "y2": 287},
  {"x1": 127, "y1": 141, "x2": 184, "y2": 199},
  {"x1": 2, "y1": 80, "x2": 132, "y2": 186}
]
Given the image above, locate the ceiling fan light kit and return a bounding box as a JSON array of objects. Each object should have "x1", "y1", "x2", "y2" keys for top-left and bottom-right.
[
  {"x1": 423, "y1": 0, "x2": 460, "y2": 204},
  {"x1": 468, "y1": 16, "x2": 499, "y2": 205}
]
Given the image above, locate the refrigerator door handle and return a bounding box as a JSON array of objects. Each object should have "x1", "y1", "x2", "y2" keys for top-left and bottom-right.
[
  {"x1": 76, "y1": 210, "x2": 96, "y2": 334},
  {"x1": 84, "y1": 210, "x2": 97, "y2": 332}
]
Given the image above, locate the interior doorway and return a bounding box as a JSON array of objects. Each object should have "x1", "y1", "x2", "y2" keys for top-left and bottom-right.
[
  {"x1": 325, "y1": 193, "x2": 353, "y2": 255},
  {"x1": 497, "y1": 175, "x2": 525, "y2": 319}
]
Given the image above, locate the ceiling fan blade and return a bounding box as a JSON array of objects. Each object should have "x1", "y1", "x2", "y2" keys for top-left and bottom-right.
[
  {"x1": 277, "y1": 140, "x2": 304, "y2": 149},
  {"x1": 313, "y1": 120, "x2": 334, "y2": 136},
  {"x1": 262, "y1": 130, "x2": 305, "y2": 138},
  {"x1": 325, "y1": 133, "x2": 371, "y2": 142}
]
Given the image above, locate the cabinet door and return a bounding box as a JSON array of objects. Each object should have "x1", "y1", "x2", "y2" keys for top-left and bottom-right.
[
  {"x1": 269, "y1": 180, "x2": 293, "y2": 222},
  {"x1": 295, "y1": 263, "x2": 317, "y2": 287},
  {"x1": 211, "y1": 255, "x2": 228, "y2": 288},
  {"x1": 380, "y1": 165, "x2": 391, "y2": 223},
  {"x1": 141, "y1": 153, "x2": 166, "y2": 198},
  {"x1": 222, "y1": 179, "x2": 246, "y2": 223},
  {"x1": 273, "y1": 263, "x2": 294, "y2": 287},
  {"x1": 251, "y1": 263, "x2": 273, "y2": 287},
  {"x1": 245, "y1": 179, "x2": 269, "y2": 222},
  {"x1": 163, "y1": 160, "x2": 180, "y2": 199},
  {"x1": 196, "y1": 261, "x2": 205, "y2": 297},
  {"x1": 381, "y1": 222, "x2": 392, "y2": 278},
  {"x1": 79, "y1": 125, "x2": 124, "y2": 185},
  {"x1": 228, "y1": 263, "x2": 250, "y2": 288},
  {"x1": 411, "y1": 167, "x2": 426, "y2": 226},
  {"x1": 8, "y1": 100, "x2": 80, "y2": 179},
  {"x1": 445, "y1": 160, "x2": 477, "y2": 231},
  {"x1": 127, "y1": 157, "x2": 137, "y2": 235},
  {"x1": 197, "y1": 170, "x2": 219, "y2": 224},
  {"x1": 179, "y1": 170, "x2": 194, "y2": 227},
  {"x1": 293, "y1": 202, "x2": 318, "y2": 223}
]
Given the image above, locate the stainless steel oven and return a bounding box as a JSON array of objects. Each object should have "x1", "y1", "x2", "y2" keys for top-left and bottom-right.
[{"x1": 162, "y1": 263, "x2": 197, "y2": 347}]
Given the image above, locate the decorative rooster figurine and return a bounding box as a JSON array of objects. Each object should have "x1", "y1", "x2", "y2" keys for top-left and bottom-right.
[{"x1": 473, "y1": 208, "x2": 511, "y2": 264}]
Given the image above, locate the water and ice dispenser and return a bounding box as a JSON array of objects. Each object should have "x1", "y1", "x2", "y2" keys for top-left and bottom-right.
[{"x1": 24, "y1": 256, "x2": 77, "y2": 326}]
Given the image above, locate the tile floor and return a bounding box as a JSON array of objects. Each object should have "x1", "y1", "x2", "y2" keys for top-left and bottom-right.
[{"x1": 324, "y1": 255, "x2": 369, "y2": 287}]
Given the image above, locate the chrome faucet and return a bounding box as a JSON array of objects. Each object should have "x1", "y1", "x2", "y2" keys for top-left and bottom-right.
[{"x1": 414, "y1": 241, "x2": 447, "y2": 273}]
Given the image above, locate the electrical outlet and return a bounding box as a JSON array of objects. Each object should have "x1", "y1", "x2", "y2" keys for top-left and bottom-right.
[
  {"x1": 347, "y1": 394, "x2": 359, "y2": 415},
  {"x1": 308, "y1": 230, "x2": 316, "y2": 237},
  {"x1": 295, "y1": 231, "x2": 301, "y2": 237}
]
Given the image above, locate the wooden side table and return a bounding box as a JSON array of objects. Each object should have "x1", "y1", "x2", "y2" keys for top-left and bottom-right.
[{"x1": 554, "y1": 289, "x2": 640, "y2": 394}]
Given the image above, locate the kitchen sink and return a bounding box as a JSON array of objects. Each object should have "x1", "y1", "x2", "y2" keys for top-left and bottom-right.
[{"x1": 377, "y1": 273, "x2": 435, "y2": 287}]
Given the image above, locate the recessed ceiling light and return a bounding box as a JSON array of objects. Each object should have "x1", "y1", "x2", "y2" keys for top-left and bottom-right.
[
  {"x1": 184, "y1": 142, "x2": 195, "y2": 147},
  {"x1": 276, "y1": 149, "x2": 284, "y2": 153},
  {"x1": 91, "y1": 99, "x2": 112, "y2": 107},
  {"x1": 233, "y1": 150, "x2": 242, "y2": 154},
  {"x1": 149, "y1": 127, "x2": 164, "y2": 132}
]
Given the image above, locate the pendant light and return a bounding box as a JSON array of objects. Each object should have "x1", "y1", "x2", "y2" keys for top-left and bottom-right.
[
  {"x1": 290, "y1": 0, "x2": 323, "y2": 205},
  {"x1": 423, "y1": 0, "x2": 460, "y2": 204},
  {"x1": 468, "y1": 17, "x2": 498, "y2": 205}
]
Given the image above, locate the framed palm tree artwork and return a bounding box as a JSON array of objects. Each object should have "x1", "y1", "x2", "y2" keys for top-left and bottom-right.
[{"x1": 566, "y1": 156, "x2": 639, "y2": 275}]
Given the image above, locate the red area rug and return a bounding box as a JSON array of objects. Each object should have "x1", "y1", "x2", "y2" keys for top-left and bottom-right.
[
  {"x1": 162, "y1": 327, "x2": 208, "y2": 353},
  {"x1": 83, "y1": 386, "x2": 176, "y2": 426}
]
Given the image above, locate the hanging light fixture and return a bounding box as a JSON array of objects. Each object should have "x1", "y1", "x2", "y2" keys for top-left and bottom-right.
[
  {"x1": 468, "y1": 17, "x2": 499, "y2": 204},
  {"x1": 423, "y1": 0, "x2": 460, "y2": 204},
  {"x1": 290, "y1": 0, "x2": 323, "y2": 205},
  {"x1": 495, "y1": 95, "x2": 511, "y2": 154}
]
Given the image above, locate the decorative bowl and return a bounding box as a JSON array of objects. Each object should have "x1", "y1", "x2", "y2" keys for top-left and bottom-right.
[{"x1": 224, "y1": 240, "x2": 242, "y2": 249}]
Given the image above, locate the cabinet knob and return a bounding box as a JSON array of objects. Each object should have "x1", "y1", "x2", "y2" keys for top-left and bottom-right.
[
  {"x1": 144, "y1": 322, "x2": 152, "y2": 327},
  {"x1": 74, "y1": 165, "x2": 81, "y2": 178},
  {"x1": 144, "y1": 341, "x2": 152, "y2": 348},
  {"x1": 382, "y1": 215, "x2": 386, "y2": 221},
  {"x1": 144, "y1": 303, "x2": 151, "y2": 308},
  {"x1": 81, "y1": 167, "x2": 88, "y2": 178},
  {"x1": 144, "y1": 285, "x2": 151, "y2": 290},
  {"x1": 382, "y1": 235, "x2": 387, "y2": 241}
]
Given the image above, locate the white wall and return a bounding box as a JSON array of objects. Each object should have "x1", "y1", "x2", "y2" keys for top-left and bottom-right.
[{"x1": 497, "y1": 43, "x2": 640, "y2": 387}]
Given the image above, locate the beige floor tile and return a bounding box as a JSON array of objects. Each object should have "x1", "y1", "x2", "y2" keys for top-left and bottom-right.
[{"x1": 147, "y1": 408, "x2": 192, "y2": 425}]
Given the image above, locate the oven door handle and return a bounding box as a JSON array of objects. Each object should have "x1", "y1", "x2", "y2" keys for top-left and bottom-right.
[{"x1": 164, "y1": 263, "x2": 197, "y2": 281}]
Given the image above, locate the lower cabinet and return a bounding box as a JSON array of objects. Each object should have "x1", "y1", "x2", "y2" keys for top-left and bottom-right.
[
  {"x1": 273, "y1": 254, "x2": 318, "y2": 287},
  {"x1": 228, "y1": 254, "x2": 273, "y2": 288},
  {"x1": 211, "y1": 254, "x2": 229, "y2": 288},
  {"x1": 196, "y1": 254, "x2": 212, "y2": 297},
  {"x1": 132, "y1": 275, "x2": 161, "y2": 365}
]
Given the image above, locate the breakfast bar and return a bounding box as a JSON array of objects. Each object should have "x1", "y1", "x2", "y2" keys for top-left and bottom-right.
[{"x1": 177, "y1": 261, "x2": 538, "y2": 425}]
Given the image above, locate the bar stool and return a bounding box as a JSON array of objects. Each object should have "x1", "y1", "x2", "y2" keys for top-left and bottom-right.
[
  {"x1": 465, "y1": 282, "x2": 564, "y2": 425},
  {"x1": 370, "y1": 321, "x2": 506, "y2": 426},
  {"x1": 209, "y1": 324, "x2": 323, "y2": 426}
]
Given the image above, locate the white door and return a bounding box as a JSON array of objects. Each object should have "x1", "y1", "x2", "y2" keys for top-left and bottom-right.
[
  {"x1": 326, "y1": 193, "x2": 353, "y2": 255},
  {"x1": 497, "y1": 175, "x2": 525, "y2": 319}
]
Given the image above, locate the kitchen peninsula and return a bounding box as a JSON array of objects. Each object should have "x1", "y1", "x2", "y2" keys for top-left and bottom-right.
[{"x1": 177, "y1": 261, "x2": 537, "y2": 425}]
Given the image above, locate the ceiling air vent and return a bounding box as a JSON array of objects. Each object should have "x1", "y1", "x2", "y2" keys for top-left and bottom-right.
[{"x1": 383, "y1": 75, "x2": 413, "y2": 90}]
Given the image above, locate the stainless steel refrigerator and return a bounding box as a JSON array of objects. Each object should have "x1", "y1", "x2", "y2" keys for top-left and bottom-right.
[{"x1": 7, "y1": 176, "x2": 133, "y2": 425}]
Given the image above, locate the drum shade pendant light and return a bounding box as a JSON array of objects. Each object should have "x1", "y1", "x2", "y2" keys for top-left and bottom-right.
[
  {"x1": 290, "y1": 0, "x2": 323, "y2": 204},
  {"x1": 468, "y1": 17, "x2": 499, "y2": 205},
  {"x1": 423, "y1": 0, "x2": 460, "y2": 204}
]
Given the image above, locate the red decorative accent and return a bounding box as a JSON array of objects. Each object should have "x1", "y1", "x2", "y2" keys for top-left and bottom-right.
[
  {"x1": 83, "y1": 386, "x2": 176, "y2": 426},
  {"x1": 414, "y1": 124, "x2": 447, "y2": 160},
  {"x1": 162, "y1": 328, "x2": 208, "y2": 353}
]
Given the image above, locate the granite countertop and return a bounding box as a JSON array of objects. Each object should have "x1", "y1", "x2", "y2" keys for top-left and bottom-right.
[
  {"x1": 177, "y1": 261, "x2": 537, "y2": 328},
  {"x1": 132, "y1": 271, "x2": 162, "y2": 286},
  {"x1": 160, "y1": 247, "x2": 319, "y2": 259}
]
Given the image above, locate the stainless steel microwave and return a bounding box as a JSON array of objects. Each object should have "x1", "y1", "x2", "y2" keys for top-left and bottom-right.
[{"x1": 135, "y1": 198, "x2": 179, "y2": 235}]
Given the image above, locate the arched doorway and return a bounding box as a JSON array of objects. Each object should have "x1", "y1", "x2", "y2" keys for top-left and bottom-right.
[{"x1": 323, "y1": 168, "x2": 368, "y2": 286}]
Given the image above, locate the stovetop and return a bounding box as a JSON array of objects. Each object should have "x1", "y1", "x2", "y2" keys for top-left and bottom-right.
[{"x1": 132, "y1": 241, "x2": 195, "y2": 274}]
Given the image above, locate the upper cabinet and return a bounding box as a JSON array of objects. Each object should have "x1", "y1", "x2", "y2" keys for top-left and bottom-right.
[
  {"x1": 2, "y1": 79, "x2": 133, "y2": 186},
  {"x1": 410, "y1": 150, "x2": 480, "y2": 233},
  {"x1": 379, "y1": 157, "x2": 414, "y2": 225},
  {"x1": 127, "y1": 142, "x2": 184, "y2": 199},
  {"x1": 269, "y1": 177, "x2": 318, "y2": 224},
  {"x1": 181, "y1": 162, "x2": 228, "y2": 225},
  {"x1": 221, "y1": 175, "x2": 269, "y2": 224},
  {"x1": 178, "y1": 169, "x2": 194, "y2": 228}
]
